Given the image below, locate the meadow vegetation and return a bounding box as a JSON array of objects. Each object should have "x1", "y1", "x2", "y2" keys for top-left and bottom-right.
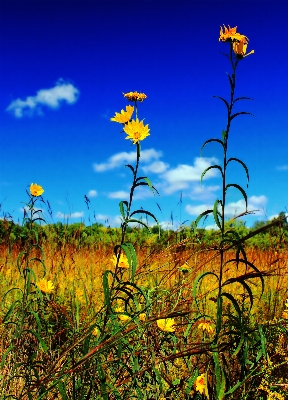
[{"x1": 0, "y1": 25, "x2": 288, "y2": 399}]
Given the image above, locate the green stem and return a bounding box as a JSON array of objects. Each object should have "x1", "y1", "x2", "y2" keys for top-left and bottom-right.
[{"x1": 217, "y1": 43, "x2": 239, "y2": 336}]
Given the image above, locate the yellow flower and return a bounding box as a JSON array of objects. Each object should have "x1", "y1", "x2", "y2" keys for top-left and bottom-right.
[
  {"x1": 123, "y1": 118, "x2": 150, "y2": 144},
  {"x1": 30, "y1": 183, "x2": 44, "y2": 197},
  {"x1": 219, "y1": 25, "x2": 248, "y2": 43},
  {"x1": 282, "y1": 311, "x2": 288, "y2": 319},
  {"x1": 139, "y1": 313, "x2": 146, "y2": 322},
  {"x1": 233, "y1": 37, "x2": 254, "y2": 58},
  {"x1": 195, "y1": 373, "x2": 205, "y2": 395},
  {"x1": 37, "y1": 278, "x2": 54, "y2": 294},
  {"x1": 123, "y1": 91, "x2": 147, "y2": 102},
  {"x1": 157, "y1": 318, "x2": 175, "y2": 333},
  {"x1": 111, "y1": 253, "x2": 129, "y2": 269},
  {"x1": 110, "y1": 105, "x2": 134, "y2": 124},
  {"x1": 198, "y1": 322, "x2": 214, "y2": 335},
  {"x1": 115, "y1": 306, "x2": 131, "y2": 322},
  {"x1": 92, "y1": 327, "x2": 100, "y2": 336}
]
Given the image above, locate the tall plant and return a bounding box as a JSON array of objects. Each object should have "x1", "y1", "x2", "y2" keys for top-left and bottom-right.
[{"x1": 192, "y1": 25, "x2": 270, "y2": 398}]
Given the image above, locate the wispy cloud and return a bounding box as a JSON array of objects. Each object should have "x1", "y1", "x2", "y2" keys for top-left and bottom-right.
[
  {"x1": 188, "y1": 184, "x2": 220, "y2": 201},
  {"x1": 108, "y1": 190, "x2": 129, "y2": 199},
  {"x1": 95, "y1": 213, "x2": 122, "y2": 226},
  {"x1": 56, "y1": 211, "x2": 84, "y2": 219},
  {"x1": 87, "y1": 190, "x2": 98, "y2": 198},
  {"x1": 276, "y1": 165, "x2": 288, "y2": 171},
  {"x1": 94, "y1": 149, "x2": 162, "y2": 172},
  {"x1": 185, "y1": 195, "x2": 268, "y2": 217},
  {"x1": 142, "y1": 161, "x2": 169, "y2": 174},
  {"x1": 6, "y1": 79, "x2": 79, "y2": 118},
  {"x1": 268, "y1": 212, "x2": 288, "y2": 220}
]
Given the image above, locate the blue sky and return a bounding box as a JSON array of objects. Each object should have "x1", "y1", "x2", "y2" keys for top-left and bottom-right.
[{"x1": 1, "y1": 0, "x2": 288, "y2": 229}]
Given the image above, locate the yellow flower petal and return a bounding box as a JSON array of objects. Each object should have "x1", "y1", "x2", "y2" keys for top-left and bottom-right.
[
  {"x1": 123, "y1": 118, "x2": 150, "y2": 144},
  {"x1": 195, "y1": 373, "x2": 205, "y2": 394},
  {"x1": 37, "y1": 278, "x2": 54, "y2": 294},
  {"x1": 30, "y1": 183, "x2": 44, "y2": 197},
  {"x1": 111, "y1": 253, "x2": 129, "y2": 269},
  {"x1": 139, "y1": 313, "x2": 146, "y2": 322},
  {"x1": 219, "y1": 24, "x2": 248, "y2": 43},
  {"x1": 198, "y1": 322, "x2": 214, "y2": 334},
  {"x1": 233, "y1": 37, "x2": 254, "y2": 58},
  {"x1": 110, "y1": 105, "x2": 134, "y2": 124},
  {"x1": 157, "y1": 318, "x2": 175, "y2": 332},
  {"x1": 92, "y1": 327, "x2": 100, "y2": 336}
]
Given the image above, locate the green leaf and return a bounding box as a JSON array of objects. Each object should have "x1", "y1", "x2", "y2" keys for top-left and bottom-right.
[
  {"x1": 143, "y1": 177, "x2": 160, "y2": 195},
  {"x1": 129, "y1": 209, "x2": 158, "y2": 226},
  {"x1": 0, "y1": 344, "x2": 14, "y2": 369},
  {"x1": 222, "y1": 258, "x2": 265, "y2": 298},
  {"x1": 193, "y1": 271, "x2": 219, "y2": 313},
  {"x1": 221, "y1": 292, "x2": 242, "y2": 317},
  {"x1": 193, "y1": 209, "x2": 213, "y2": 232},
  {"x1": 226, "y1": 157, "x2": 249, "y2": 187},
  {"x1": 102, "y1": 270, "x2": 113, "y2": 308},
  {"x1": 127, "y1": 218, "x2": 150, "y2": 231},
  {"x1": 213, "y1": 199, "x2": 222, "y2": 230},
  {"x1": 258, "y1": 324, "x2": 267, "y2": 359},
  {"x1": 201, "y1": 165, "x2": 223, "y2": 185},
  {"x1": 212, "y1": 95, "x2": 229, "y2": 110},
  {"x1": 230, "y1": 111, "x2": 255, "y2": 121},
  {"x1": 185, "y1": 369, "x2": 198, "y2": 395},
  {"x1": 200, "y1": 138, "x2": 224, "y2": 156},
  {"x1": 152, "y1": 367, "x2": 163, "y2": 392},
  {"x1": 57, "y1": 381, "x2": 68, "y2": 400},
  {"x1": 216, "y1": 295, "x2": 223, "y2": 336},
  {"x1": 24, "y1": 329, "x2": 48, "y2": 353},
  {"x1": 225, "y1": 183, "x2": 248, "y2": 210},
  {"x1": 121, "y1": 243, "x2": 137, "y2": 283},
  {"x1": 119, "y1": 201, "x2": 128, "y2": 219}
]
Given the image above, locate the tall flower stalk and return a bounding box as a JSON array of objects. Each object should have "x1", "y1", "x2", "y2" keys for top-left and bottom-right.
[{"x1": 192, "y1": 25, "x2": 272, "y2": 398}]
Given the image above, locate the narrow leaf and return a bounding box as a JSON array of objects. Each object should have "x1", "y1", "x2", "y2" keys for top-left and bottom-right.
[
  {"x1": 225, "y1": 183, "x2": 248, "y2": 210},
  {"x1": 212, "y1": 95, "x2": 229, "y2": 110},
  {"x1": 200, "y1": 138, "x2": 224, "y2": 156},
  {"x1": 230, "y1": 111, "x2": 255, "y2": 121},
  {"x1": 201, "y1": 165, "x2": 223, "y2": 185},
  {"x1": 233, "y1": 96, "x2": 253, "y2": 104},
  {"x1": 226, "y1": 157, "x2": 249, "y2": 187},
  {"x1": 213, "y1": 199, "x2": 222, "y2": 230},
  {"x1": 125, "y1": 164, "x2": 135, "y2": 174}
]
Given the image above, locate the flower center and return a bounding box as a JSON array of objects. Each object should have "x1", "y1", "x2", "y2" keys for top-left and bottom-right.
[{"x1": 133, "y1": 132, "x2": 141, "y2": 139}]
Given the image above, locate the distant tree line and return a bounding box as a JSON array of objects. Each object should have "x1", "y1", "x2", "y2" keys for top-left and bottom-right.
[{"x1": 0, "y1": 212, "x2": 287, "y2": 250}]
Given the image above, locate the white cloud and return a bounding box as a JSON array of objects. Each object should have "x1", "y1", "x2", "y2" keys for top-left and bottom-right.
[
  {"x1": 142, "y1": 161, "x2": 169, "y2": 174},
  {"x1": 268, "y1": 212, "x2": 288, "y2": 221},
  {"x1": 189, "y1": 184, "x2": 220, "y2": 200},
  {"x1": 56, "y1": 211, "x2": 84, "y2": 219},
  {"x1": 161, "y1": 157, "x2": 219, "y2": 194},
  {"x1": 276, "y1": 165, "x2": 288, "y2": 171},
  {"x1": 95, "y1": 213, "x2": 122, "y2": 226},
  {"x1": 108, "y1": 190, "x2": 129, "y2": 199},
  {"x1": 185, "y1": 203, "x2": 213, "y2": 216},
  {"x1": 87, "y1": 190, "x2": 98, "y2": 197},
  {"x1": 204, "y1": 224, "x2": 219, "y2": 230},
  {"x1": 6, "y1": 79, "x2": 79, "y2": 118},
  {"x1": 185, "y1": 195, "x2": 268, "y2": 217},
  {"x1": 94, "y1": 149, "x2": 162, "y2": 172}
]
